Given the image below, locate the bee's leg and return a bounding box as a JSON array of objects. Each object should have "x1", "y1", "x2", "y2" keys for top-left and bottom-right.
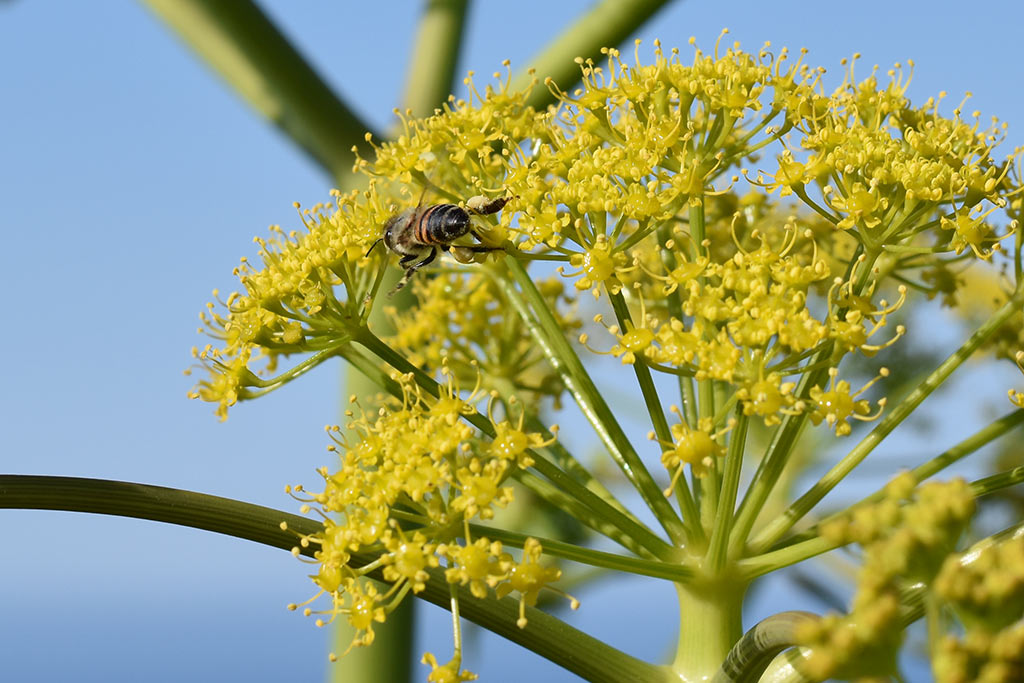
[
  {"x1": 466, "y1": 195, "x2": 511, "y2": 216},
  {"x1": 398, "y1": 253, "x2": 421, "y2": 268},
  {"x1": 415, "y1": 246, "x2": 439, "y2": 268},
  {"x1": 390, "y1": 248, "x2": 437, "y2": 296}
]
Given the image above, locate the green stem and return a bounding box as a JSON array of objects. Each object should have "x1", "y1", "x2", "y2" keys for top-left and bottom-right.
[
  {"x1": 792, "y1": 186, "x2": 839, "y2": 226},
  {"x1": 142, "y1": 0, "x2": 376, "y2": 182},
  {"x1": 688, "y1": 195, "x2": 722, "y2": 536},
  {"x1": 242, "y1": 342, "x2": 347, "y2": 392},
  {"x1": 737, "y1": 536, "x2": 835, "y2": 581},
  {"x1": 510, "y1": 0, "x2": 676, "y2": 111},
  {"x1": 673, "y1": 578, "x2": 748, "y2": 680},
  {"x1": 0, "y1": 475, "x2": 669, "y2": 683},
  {"x1": 689, "y1": 197, "x2": 707, "y2": 257},
  {"x1": 502, "y1": 257, "x2": 688, "y2": 545},
  {"x1": 706, "y1": 409, "x2": 749, "y2": 570},
  {"x1": 0, "y1": 474, "x2": 323, "y2": 551},
  {"x1": 338, "y1": 268, "x2": 413, "y2": 683},
  {"x1": 773, "y1": 409, "x2": 1024, "y2": 552},
  {"x1": 969, "y1": 464, "x2": 1024, "y2": 497},
  {"x1": 740, "y1": 465, "x2": 1024, "y2": 580},
  {"x1": 514, "y1": 470, "x2": 659, "y2": 559},
  {"x1": 749, "y1": 289, "x2": 1024, "y2": 553},
  {"x1": 463, "y1": 522, "x2": 692, "y2": 582},
  {"x1": 608, "y1": 290, "x2": 701, "y2": 542},
  {"x1": 399, "y1": 0, "x2": 470, "y2": 119}
]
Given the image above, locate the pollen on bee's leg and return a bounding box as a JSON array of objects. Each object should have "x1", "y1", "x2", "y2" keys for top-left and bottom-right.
[
  {"x1": 450, "y1": 246, "x2": 477, "y2": 264},
  {"x1": 466, "y1": 195, "x2": 511, "y2": 215}
]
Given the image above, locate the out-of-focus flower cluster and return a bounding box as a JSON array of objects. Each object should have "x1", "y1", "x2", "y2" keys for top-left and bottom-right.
[
  {"x1": 932, "y1": 532, "x2": 1024, "y2": 683},
  {"x1": 797, "y1": 473, "x2": 976, "y2": 680},
  {"x1": 383, "y1": 272, "x2": 576, "y2": 410}
]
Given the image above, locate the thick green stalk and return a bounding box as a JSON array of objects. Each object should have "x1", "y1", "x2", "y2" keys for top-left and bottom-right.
[
  {"x1": 749, "y1": 289, "x2": 1024, "y2": 552},
  {"x1": 0, "y1": 475, "x2": 668, "y2": 683},
  {"x1": 341, "y1": 8, "x2": 477, "y2": 671},
  {"x1": 399, "y1": 0, "x2": 470, "y2": 119},
  {"x1": 509, "y1": 0, "x2": 677, "y2": 111},
  {"x1": 142, "y1": 0, "x2": 377, "y2": 182},
  {"x1": 673, "y1": 578, "x2": 748, "y2": 681},
  {"x1": 502, "y1": 257, "x2": 688, "y2": 545},
  {"x1": 339, "y1": 307, "x2": 414, "y2": 680},
  {"x1": 0, "y1": 474, "x2": 323, "y2": 550}
]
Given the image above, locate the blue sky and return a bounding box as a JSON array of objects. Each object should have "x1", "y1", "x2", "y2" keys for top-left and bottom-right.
[{"x1": 2, "y1": 1, "x2": 1023, "y2": 681}]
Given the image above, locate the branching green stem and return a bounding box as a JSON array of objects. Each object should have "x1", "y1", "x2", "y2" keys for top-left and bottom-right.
[
  {"x1": 608, "y1": 290, "x2": 702, "y2": 541},
  {"x1": 749, "y1": 288, "x2": 1024, "y2": 552},
  {"x1": 349, "y1": 327, "x2": 676, "y2": 559},
  {"x1": 501, "y1": 257, "x2": 688, "y2": 546},
  {"x1": 706, "y1": 408, "x2": 749, "y2": 570},
  {"x1": 774, "y1": 408, "x2": 1024, "y2": 551},
  {"x1": 738, "y1": 464, "x2": 1024, "y2": 579}
]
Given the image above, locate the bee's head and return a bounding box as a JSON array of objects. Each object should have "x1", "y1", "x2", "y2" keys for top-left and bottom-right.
[
  {"x1": 382, "y1": 208, "x2": 415, "y2": 249},
  {"x1": 382, "y1": 214, "x2": 399, "y2": 243}
]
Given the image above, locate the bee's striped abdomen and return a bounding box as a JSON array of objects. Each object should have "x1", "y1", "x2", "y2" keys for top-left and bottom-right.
[{"x1": 415, "y1": 203, "x2": 469, "y2": 245}]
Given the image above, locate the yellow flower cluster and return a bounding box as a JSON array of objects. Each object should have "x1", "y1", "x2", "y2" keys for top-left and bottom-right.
[
  {"x1": 284, "y1": 373, "x2": 565, "y2": 659},
  {"x1": 798, "y1": 474, "x2": 976, "y2": 679},
  {"x1": 191, "y1": 36, "x2": 1020, "y2": 430},
  {"x1": 588, "y1": 227, "x2": 899, "y2": 428},
  {"x1": 188, "y1": 185, "x2": 394, "y2": 419},
  {"x1": 1009, "y1": 351, "x2": 1024, "y2": 408},
  {"x1": 187, "y1": 34, "x2": 1024, "y2": 680}
]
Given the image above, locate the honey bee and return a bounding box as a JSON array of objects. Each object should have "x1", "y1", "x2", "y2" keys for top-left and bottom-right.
[{"x1": 368, "y1": 194, "x2": 510, "y2": 294}]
